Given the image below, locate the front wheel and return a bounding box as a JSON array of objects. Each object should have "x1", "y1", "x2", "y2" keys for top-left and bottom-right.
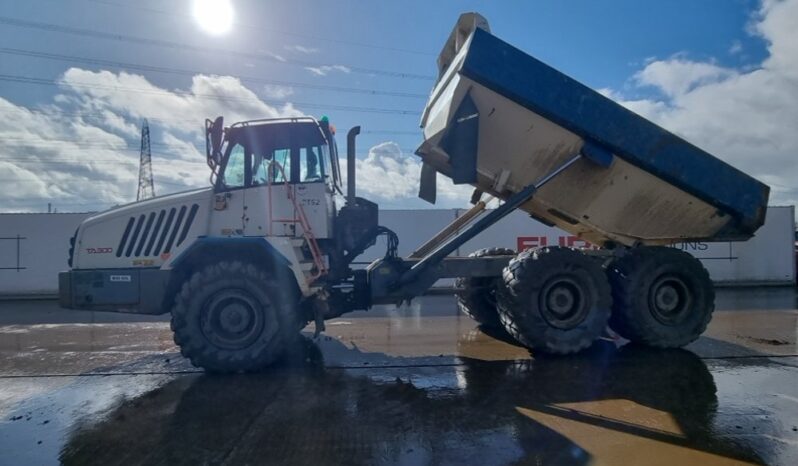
[
  {"x1": 607, "y1": 247, "x2": 714, "y2": 348},
  {"x1": 170, "y1": 261, "x2": 300, "y2": 372},
  {"x1": 496, "y1": 247, "x2": 612, "y2": 355}
]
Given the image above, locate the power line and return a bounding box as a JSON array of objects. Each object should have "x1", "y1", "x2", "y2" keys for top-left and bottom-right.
[
  {"x1": 0, "y1": 156, "x2": 183, "y2": 166},
  {"x1": 0, "y1": 151, "x2": 201, "y2": 163},
  {"x1": 1, "y1": 135, "x2": 419, "y2": 155},
  {"x1": 2, "y1": 198, "x2": 105, "y2": 205},
  {"x1": 4, "y1": 139, "x2": 134, "y2": 148},
  {"x1": 0, "y1": 48, "x2": 428, "y2": 99},
  {"x1": 0, "y1": 74, "x2": 423, "y2": 116},
  {"x1": 0, "y1": 16, "x2": 435, "y2": 80},
  {"x1": 2, "y1": 176, "x2": 203, "y2": 185},
  {"x1": 7, "y1": 135, "x2": 405, "y2": 149},
  {"x1": 363, "y1": 130, "x2": 420, "y2": 135},
  {"x1": 5, "y1": 108, "x2": 199, "y2": 126},
  {"x1": 4, "y1": 108, "x2": 425, "y2": 136},
  {"x1": 0, "y1": 155, "x2": 134, "y2": 161},
  {"x1": 84, "y1": 0, "x2": 436, "y2": 57},
  {"x1": 1, "y1": 143, "x2": 176, "y2": 157},
  {"x1": 3, "y1": 136, "x2": 194, "y2": 149}
]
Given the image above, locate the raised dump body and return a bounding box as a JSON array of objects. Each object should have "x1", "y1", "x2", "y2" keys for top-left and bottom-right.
[{"x1": 417, "y1": 13, "x2": 770, "y2": 247}]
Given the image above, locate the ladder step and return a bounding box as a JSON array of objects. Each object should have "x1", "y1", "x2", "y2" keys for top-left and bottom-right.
[{"x1": 298, "y1": 261, "x2": 315, "y2": 271}]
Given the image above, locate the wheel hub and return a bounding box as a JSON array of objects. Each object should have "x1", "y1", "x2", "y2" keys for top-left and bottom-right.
[
  {"x1": 540, "y1": 277, "x2": 587, "y2": 330},
  {"x1": 547, "y1": 286, "x2": 576, "y2": 315},
  {"x1": 219, "y1": 303, "x2": 249, "y2": 332},
  {"x1": 201, "y1": 289, "x2": 266, "y2": 350},
  {"x1": 649, "y1": 276, "x2": 692, "y2": 325}
]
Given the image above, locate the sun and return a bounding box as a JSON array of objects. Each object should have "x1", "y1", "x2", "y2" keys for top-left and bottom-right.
[{"x1": 192, "y1": 0, "x2": 234, "y2": 35}]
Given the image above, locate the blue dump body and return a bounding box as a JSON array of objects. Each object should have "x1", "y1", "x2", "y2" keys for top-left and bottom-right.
[{"x1": 459, "y1": 28, "x2": 769, "y2": 238}]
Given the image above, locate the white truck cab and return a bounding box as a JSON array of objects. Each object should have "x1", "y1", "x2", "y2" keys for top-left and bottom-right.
[{"x1": 60, "y1": 117, "x2": 357, "y2": 313}]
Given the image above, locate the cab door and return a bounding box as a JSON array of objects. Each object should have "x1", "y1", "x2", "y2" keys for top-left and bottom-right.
[
  {"x1": 208, "y1": 142, "x2": 247, "y2": 237},
  {"x1": 292, "y1": 145, "x2": 335, "y2": 239},
  {"x1": 244, "y1": 129, "x2": 335, "y2": 239},
  {"x1": 244, "y1": 147, "x2": 296, "y2": 238}
]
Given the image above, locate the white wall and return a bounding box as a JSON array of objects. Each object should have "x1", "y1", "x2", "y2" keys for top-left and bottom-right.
[
  {"x1": 677, "y1": 206, "x2": 795, "y2": 284},
  {"x1": 0, "y1": 206, "x2": 794, "y2": 296},
  {"x1": 0, "y1": 213, "x2": 89, "y2": 296},
  {"x1": 356, "y1": 209, "x2": 459, "y2": 263},
  {"x1": 369, "y1": 206, "x2": 796, "y2": 287}
]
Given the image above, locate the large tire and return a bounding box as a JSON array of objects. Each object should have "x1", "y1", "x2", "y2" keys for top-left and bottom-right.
[
  {"x1": 455, "y1": 247, "x2": 515, "y2": 328},
  {"x1": 496, "y1": 247, "x2": 611, "y2": 354},
  {"x1": 170, "y1": 260, "x2": 301, "y2": 372},
  {"x1": 607, "y1": 246, "x2": 714, "y2": 348}
]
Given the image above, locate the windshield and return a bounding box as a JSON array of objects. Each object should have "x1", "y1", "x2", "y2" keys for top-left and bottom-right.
[{"x1": 217, "y1": 121, "x2": 334, "y2": 190}]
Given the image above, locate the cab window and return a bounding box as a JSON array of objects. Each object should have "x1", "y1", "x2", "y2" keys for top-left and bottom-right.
[
  {"x1": 219, "y1": 122, "x2": 333, "y2": 189},
  {"x1": 272, "y1": 148, "x2": 291, "y2": 183},
  {"x1": 252, "y1": 148, "x2": 290, "y2": 185},
  {"x1": 300, "y1": 146, "x2": 325, "y2": 182},
  {"x1": 221, "y1": 144, "x2": 246, "y2": 189}
]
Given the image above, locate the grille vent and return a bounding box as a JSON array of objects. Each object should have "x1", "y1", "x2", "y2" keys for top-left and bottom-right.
[{"x1": 116, "y1": 204, "x2": 199, "y2": 258}]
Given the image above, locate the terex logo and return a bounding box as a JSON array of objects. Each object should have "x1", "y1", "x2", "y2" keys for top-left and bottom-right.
[
  {"x1": 517, "y1": 236, "x2": 598, "y2": 251},
  {"x1": 86, "y1": 247, "x2": 113, "y2": 254}
]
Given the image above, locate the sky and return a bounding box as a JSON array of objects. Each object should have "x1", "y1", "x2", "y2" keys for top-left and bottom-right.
[{"x1": 0, "y1": 0, "x2": 795, "y2": 212}]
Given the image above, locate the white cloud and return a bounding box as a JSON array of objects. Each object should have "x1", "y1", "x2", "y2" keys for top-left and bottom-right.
[
  {"x1": 5, "y1": 0, "x2": 795, "y2": 216},
  {"x1": 2, "y1": 67, "x2": 463, "y2": 213},
  {"x1": 343, "y1": 142, "x2": 472, "y2": 209},
  {"x1": 159, "y1": 132, "x2": 204, "y2": 162},
  {"x1": 58, "y1": 69, "x2": 303, "y2": 135},
  {"x1": 0, "y1": 69, "x2": 306, "y2": 212},
  {"x1": 304, "y1": 65, "x2": 351, "y2": 76},
  {"x1": 0, "y1": 96, "x2": 138, "y2": 212},
  {"x1": 256, "y1": 50, "x2": 287, "y2": 63},
  {"x1": 285, "y1": 44, "x2": 319, "y2": 54},
  {"x1": 98, "y1": 109, "x2": 140, "y2": 139},
  {"x1": 605, "y1": 0, "x2": 798, "y2": 206},
  {"x1": 633, "y1": 57, "x2": 735, "y2": 98},
  {"x1": 262, "y1": 84, "x2": 295, "y2": 99},
  {"x1": 152, "y1": 133, "x2": 209, "y2": 193}
]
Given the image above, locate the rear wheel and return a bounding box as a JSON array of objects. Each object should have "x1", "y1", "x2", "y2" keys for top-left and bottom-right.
[
  {"x1": 455, "y1": 247, "x2": 515, "y2": 328},
  {"x1": 170, "y1": 260, "x2": 301, "y2": 372},
  {"x1": 607, "y1": 246, "x2": 714, "y2": 348},
  {"x1": 496, "y1": 247, "x2": 611, "y2": 354}
]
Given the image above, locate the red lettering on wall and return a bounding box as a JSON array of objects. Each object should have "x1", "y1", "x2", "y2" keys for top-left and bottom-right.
[
  {"x1": 517, "y1": 236, "x2": 547, "y2": 251},
  {"x1": 558, "y1": 236, "x2": 598, "y2": 249},
  {"x1": 518, "y1": 235, "x2": 598, "y2": 251}
]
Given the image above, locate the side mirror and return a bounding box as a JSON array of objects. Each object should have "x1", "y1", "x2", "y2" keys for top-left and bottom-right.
[{"x1": 205, "y1": 116, "x2": 224, "y2": 169}]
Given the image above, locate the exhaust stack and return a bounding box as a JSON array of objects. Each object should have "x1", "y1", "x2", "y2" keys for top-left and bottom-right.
[{"x1": 346, "y1": 126, "x2": 361, "y2": 205}]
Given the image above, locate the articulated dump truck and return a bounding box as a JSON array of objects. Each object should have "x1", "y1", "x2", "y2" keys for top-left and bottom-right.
[{"x1": 59, "y1": 13, "x2": 769, "y2": 371}]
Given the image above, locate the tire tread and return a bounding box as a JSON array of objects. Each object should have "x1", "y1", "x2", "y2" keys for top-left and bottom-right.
[
  {"x1": 455, "y1": 247, "x2": 516, "y2": 328},
  {"x1": 170, "y1": 260, "x2": 301, "y2": 372},
  {"x1": 496, "y1": 247, "x2": 611, "y2": 354},
  {"x1": 607, "y1": 247, "x2": 715, "y2": 348}
]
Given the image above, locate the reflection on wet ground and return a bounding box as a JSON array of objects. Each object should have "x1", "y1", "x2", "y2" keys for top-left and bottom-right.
[{"x1": 0, "y1": 290, "x2": 797, "y2": 465}]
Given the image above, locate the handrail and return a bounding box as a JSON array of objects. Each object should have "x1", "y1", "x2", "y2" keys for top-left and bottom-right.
[
  {"x1": 230, "y1": 117, "x2": 318, "y2": 128},
  {"x1": 263, "y1": 160, "x2": 327, "y2": 281}
]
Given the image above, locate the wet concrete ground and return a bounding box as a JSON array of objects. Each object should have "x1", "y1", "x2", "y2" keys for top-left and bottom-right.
[{"x1": 0, "y1": 289, "x2": 796, "y2": 465}]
